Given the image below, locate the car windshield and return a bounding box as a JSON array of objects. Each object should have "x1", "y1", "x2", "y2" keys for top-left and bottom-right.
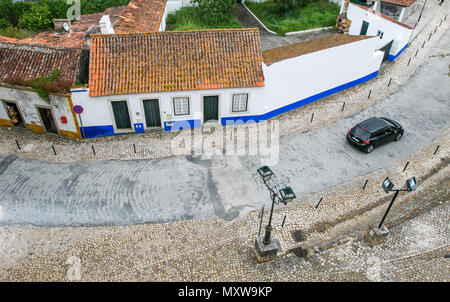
[{"x1": 354, "y1": 126, "x2": 370, "y2": 140}]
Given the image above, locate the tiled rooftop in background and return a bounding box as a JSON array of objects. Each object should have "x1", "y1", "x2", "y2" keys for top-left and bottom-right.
[
  {"x1": 115, "y1": 0, "x2": 167, "y2": 33},
  {"x1": 0, "y1": 42, "x2": 81, "y2": 91},
  {"x1": 89, "y1": 29, "x2": 265, "y2": 97},
  {"x1": 262, "y1": 34, "x2": 371, "y2": 66},
  {"x1": 381, "y1": 0, "x2": 417, "y2": 7}
]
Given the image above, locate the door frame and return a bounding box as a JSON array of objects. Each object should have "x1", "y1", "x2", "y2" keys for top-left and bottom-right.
[
  {"x1": 360, "y1": 20, "x2": 370, "y2": 35},
  {"x1": 35, "y1": 104, "x2": 60, "y2": 134},
  {"x1": 139, "y1": 97, "x2": 163, "y2": 130},
  {"x1": 2, "y1": 99, "x2": 26, "y2": 128},
  {"x1": 108, "y1": 99, "x2": 134, "y2": 134},
  {"x1": 201, "y1": 93, "x2": 221, "y2": 126}
]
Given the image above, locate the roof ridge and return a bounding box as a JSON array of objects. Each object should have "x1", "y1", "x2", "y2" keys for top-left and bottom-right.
[{"x1": 90, "y1": 27, "x2": 260, "y2": 37}]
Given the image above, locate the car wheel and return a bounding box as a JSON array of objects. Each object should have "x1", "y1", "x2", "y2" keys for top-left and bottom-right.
[
  {"x1": 365, "y1": 145, "x2": 374, "y2": 153},
  {"x1": 394, "y1": 132, "x2": 403, "y2": 141}
]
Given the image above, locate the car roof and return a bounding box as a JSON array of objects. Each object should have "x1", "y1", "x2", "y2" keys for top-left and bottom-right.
[{"x1": 357, "y1": 117, "x2": 391, "y2": 133}]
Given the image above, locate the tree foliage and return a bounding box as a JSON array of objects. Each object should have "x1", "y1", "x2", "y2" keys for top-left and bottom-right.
[
  {"x1": 189, "y1": 0, "x2": 237, "y2": 22},
  {"x1": 18, "y1": 5, "x2": 53, "y2": 32}
]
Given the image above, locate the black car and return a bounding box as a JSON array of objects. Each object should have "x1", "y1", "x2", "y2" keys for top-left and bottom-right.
[{"x1": 346, "y1": 117, "x2": 404, "y2": 153}]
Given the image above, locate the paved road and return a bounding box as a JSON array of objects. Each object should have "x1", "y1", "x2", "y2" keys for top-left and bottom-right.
[{"x1": 0, "y1": 30, "x2": 448, "y2": 226}]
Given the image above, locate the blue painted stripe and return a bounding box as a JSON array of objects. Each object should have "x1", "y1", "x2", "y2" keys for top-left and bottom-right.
[
  {"x1": 221, "y1": 70, "x2": 379, "y2": 124},
  {"x1": 164, "y1": 119, "x2": 201, "y2": 131},
  {"x1": 134, "y1": 123, "x2": 144, "y2": 133},
  {"x1": 70, "y1": 89, "x2": 88, "y2": 93},
  {"x1": 80, "y1": 125, "x2": 139, "y2": 138},
  {"x1": 388, "y1": 43, "x2": 408, "y2": 61}
]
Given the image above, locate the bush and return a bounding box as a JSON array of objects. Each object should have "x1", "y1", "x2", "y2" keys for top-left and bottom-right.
[
  {"x1": 190, "y1": 0, "x2": 237, "y2": 23},
  {"x1": 166, "y1": 6, "x2": 241, "y2": 31},
  {"x1": 0, "y1": 26, "x2": 33, "y2": 39},
  {"x1": 18, "y1": 5, "x2": 53, "y2": 32},
  {"x1": 0, "y1": 18, "x2": 11, "y2": 29}
]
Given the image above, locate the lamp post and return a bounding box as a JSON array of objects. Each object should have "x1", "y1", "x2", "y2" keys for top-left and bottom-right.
[
  {"x1": 255, "y1": 166, "x2": 296, "y2": 262},
  {"x1": 365, "y1": 176, "x2": 418, "y2": 247}
]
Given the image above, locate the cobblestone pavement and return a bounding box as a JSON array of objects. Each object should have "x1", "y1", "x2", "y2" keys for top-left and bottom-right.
[
  {"x1": 0, "y1": 153, "x2": 447, "y2": 281},
  {"x1": 0, "y1": 3, "x2": 448, "y2": 164},
  {"x1": 0, "y1": 25, "x2": 448, "y2": 226}
]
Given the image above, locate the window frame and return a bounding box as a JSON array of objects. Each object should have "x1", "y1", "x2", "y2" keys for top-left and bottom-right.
[
  {"x1": 172, "y1": 96, "x2": 191, "y2": 116},
  {"x1": 231, "y1": 93, "x2": 249, "y2": 113}
]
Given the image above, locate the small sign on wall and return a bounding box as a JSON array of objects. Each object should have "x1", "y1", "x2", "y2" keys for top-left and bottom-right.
[{"x1": 60, "y1": 116, "x2": 68, "y2": 124}]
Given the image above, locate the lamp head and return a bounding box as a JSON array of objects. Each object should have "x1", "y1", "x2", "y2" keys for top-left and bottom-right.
[
  {"x1": 280, "y1": 186, "x2": 296, "y2": 204},
  {"x1": 406, "y1": 176, "x2": 418, "y2": 191},
  {"x1": 382, "y1": 177, "x2": 394, "y2": 193},
  {"x1": 257, "y1": 166, "x2": 273, "y2": 183}
]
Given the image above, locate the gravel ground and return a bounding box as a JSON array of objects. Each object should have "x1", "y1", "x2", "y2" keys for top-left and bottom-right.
[{"x1": 0, "y1": 131, "x2": 448, "y2": 281}]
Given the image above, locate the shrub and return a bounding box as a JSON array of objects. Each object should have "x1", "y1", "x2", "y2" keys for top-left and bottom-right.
[
  {"x1": 18, "y1": 5, "x2": 53, "y2": 32},
  {"x1": 0, "y1": 18, "x2": 11, "y2": 29},
  {"x1": 190, "y1": 0, "x2": 237, "y2": 23}
]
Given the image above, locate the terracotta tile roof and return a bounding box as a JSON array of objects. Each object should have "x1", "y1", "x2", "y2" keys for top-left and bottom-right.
[
  {"x1": 262, "y1": 34, "x2": 371, "y2": 66},
  {"x1": 88, "y1": 29, "x2": 265, "y2": 97},
  {"x1": 352, "y1": 3, "x2": 414, "y2": 29},
  {"x1": 115, "y1": 0, "x2": 167, "y2": 33},
  {"x1": 0, "y1": 42, "x2": 81, "y2": 92},
  {"x1": 381, "y1": 0, "x2": 417, "y2": 7},
  {"x1": 20, "y1": 31, "x2": 88, "y2": 49},
  {"x1": 71, "y1": 5, "x2": 128, "y2": 32},
  {"x1": 0, "y1": 36, "x2": 21, "y2": 43}
]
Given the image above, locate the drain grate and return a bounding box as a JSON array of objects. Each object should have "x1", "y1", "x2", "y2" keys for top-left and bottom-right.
[
  {"x1": 290, "y1": 247, "x2": 308, "y2": 258},
  {"x1": 292, "y1": 230, "x2": 307, "y2": 242}
]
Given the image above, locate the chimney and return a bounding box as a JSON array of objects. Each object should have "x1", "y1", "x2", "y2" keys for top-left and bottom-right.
[
  {"x1": 53, "y1": 19, "x2": 71, "y2": 32},
  {"x1": 341, "y1": 0, "x2": 350, "y2": 17},
  {"x1": 99, "y1": 15, "x2": 115, "y2": 34}
]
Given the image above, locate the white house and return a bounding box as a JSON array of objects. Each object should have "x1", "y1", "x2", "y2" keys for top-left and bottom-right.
[
  {"x1": 344, "y1": 1, "x2": 414, "y2": 61},
  {"x1": 70, "y1": 29, "x2": 384, "y2": 138}
]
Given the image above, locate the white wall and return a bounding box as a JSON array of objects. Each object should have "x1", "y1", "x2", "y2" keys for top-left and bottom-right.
[
  {"x1": 71, "y1": 85, "x2": 264, "y2": 133},
  {"x1": 0, "y1": 86, "x2": 77, "y2": 134},
  {"x1": 159, "y1": 0, "x2": 193, "y2": 31},
  {"x1": 260, "y1": 36, "x2": 383, "y2": 114},
  {"x1": 71, "y1": 35, "x2": 383, "y2": 137},
  {"x1": 347, "y1": 2, "x2": 413, "y2": 58}
]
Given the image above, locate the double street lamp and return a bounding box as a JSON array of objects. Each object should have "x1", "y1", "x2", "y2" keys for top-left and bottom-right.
[
  {"x1": 366, "y1": 175, "x2": 418, "y2": 247},
  {"x1": 379, "y1": 176, "x2": 418, "y2": 228},
  {"x1": 257, "y1": 166, "x2": 296, "y2": 246}
]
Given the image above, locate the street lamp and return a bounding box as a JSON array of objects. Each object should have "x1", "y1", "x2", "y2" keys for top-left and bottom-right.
[
  {"x1": 379, "y1": 176, "x2": 418, "y2": 228},
  {"x1": 257, "y1": 166, "x2": 296, "y2": 246},
  {"x1": 366, "y1": 175, "x2": 418, "y2": 247}
]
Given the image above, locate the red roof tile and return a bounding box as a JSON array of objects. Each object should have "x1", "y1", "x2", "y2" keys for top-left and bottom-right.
[
  {"x1": 71, "y1": 5, "x2": 128, "y2": 32},
  {"x1": 20, "y1": 31, "x2": 88, "y2": 49},
  {"x1": 0, "y1": 42, "x2": 81, "y2": 92},
  {"x1": 88, "y1": 29, "x2": 265, "y2": 97},
  {"x1": 115, "y1": 0, "x2": 167, "y2": 33},
  {"x1": 381, "y1": 0, "x2": 417, "y2": 7}
]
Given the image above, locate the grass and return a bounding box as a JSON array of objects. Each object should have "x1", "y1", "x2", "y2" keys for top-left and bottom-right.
[
  {"x1": 245, "y1": 0, "x2": 340, "y2": 36},
  {"x1": 0, "y1": 26, "x2": 33, "y2": 39},
  {"x1": 166, "y1": 6, "x2": 242, "y2": 31}
]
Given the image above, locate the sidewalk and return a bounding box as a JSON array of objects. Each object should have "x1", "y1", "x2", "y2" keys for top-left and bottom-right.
[{"x1": 0, "y1": 3, "x2": 448, "y2": 164}]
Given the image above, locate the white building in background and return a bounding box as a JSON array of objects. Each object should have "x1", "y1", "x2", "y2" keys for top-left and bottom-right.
[{"x1": 344, "y1": 1, "x2": 414, "y2": 61}]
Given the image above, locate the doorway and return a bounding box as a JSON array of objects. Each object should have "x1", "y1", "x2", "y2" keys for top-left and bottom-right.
[
  {"x1": 111, "y1": 100, "x2": 132, "y2": 131},
  {"x1": 360, "y1": 21, "x2": 369, "y2": 35},
  {"x1": 3, "y1": 101, "x2": 25, "y2": 127},
  {"x1": 37, "y1": 106, "x2": 58, "y2": 134},
  {"x1": 142, "y1": 99, "x2": 161, "y2": 128},
  {"x1": 203, "y1": 95, "x2": 219, "y2": 123},
  {"x1": 379, "y1": 40, "x2": 393, "y2": 62}
]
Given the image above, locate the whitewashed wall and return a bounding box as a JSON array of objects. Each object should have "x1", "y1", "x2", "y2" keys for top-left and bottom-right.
[
  {"x1": 259, "y1": 36, "x2": 383, "y2": 115},
  {"x1": 70, "y1": 35, "x2": 383, "y2": 137},
  {"x1": 347, "y1": 2, "x2": 413, "y2": 59},
  {"x1": 0, "y1": 86, "x2": 77, "y2": 134},
  {"x1": 159, "y1": 0, "x2": 193, "y2": 31}
]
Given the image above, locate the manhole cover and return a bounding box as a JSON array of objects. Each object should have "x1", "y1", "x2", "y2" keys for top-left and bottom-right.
[
  {"x1": 290, "y1": 247, "x2": 308, "y2": 258},
  {"x1": 292, "y1": 230, "x2": 307, "y2": 242}
]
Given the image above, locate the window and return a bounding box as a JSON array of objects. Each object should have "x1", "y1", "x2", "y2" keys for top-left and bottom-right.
[
  {"x1": 232, "y1": 93, "x2": 248, "y2": 112},
  {"x1": 377, "y1": 30, "x2": 384, "y2": 39},
  {"x1": 173, "y1": 97, "x2": 190, "y2": 115}
]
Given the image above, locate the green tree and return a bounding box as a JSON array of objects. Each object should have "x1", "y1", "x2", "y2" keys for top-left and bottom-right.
[
  {"x1": 189, "y1": 0, "x2": 237, "y2": 22},
  {"x1": 18, "y1": 4, "x2": 53, "y2": 32}
]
